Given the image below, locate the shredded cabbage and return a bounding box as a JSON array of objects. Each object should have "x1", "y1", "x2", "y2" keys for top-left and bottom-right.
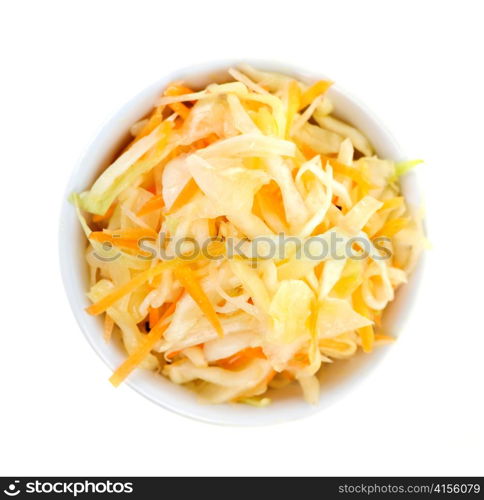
[
  {"x1": 74, "y1": 65, "x2": 424, "y2": 405},
  {"x1": 80, "y1": 123, "x2": 173, "y2": 214},
  {"x1": 268, "y1": 280, "x2": 314, "y2": 343}
]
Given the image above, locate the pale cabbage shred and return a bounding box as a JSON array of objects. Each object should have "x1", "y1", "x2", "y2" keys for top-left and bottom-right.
[{"x1": 75, "y1": 66, "x2": 424, "y2": 406}]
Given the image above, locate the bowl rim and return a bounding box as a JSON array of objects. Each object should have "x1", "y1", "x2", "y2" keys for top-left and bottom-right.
[{"x1": 59, "y1": 59, "x2": 424, "y2": 426}]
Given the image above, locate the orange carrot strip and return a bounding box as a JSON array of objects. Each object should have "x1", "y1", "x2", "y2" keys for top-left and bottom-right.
[
  {"x1": 299, "y1": 80, "x2": 333, "y2": 110},
  {"x1": 352, "y1": 287, "x2": 374, "y2": 353},
  {"x1": 89, "y1": 228, "x2": 157, "y2": 255},
  {"x1": 286, "y1": 80, "x2": 301, "y2": 138},
  {"x1": 321, "y1": 155, "x2": 374, "y2": 192},
  {"x1": 169, "y1": 102, "x2": 190, "y2": 120},
  {"x1": 380, "y1": 197, "x2": 404, "y2": 212},
  {"x1": 103, "y1": 314, "x2": 114, "y2": 342},
  {"x1": 109, "y1": 298, "x2": 180, "y2": 387},
  {"x1": 92, "y1": 203, "x2": 116, "y2": 223},
  {"x1": 373, "y1": 311, "x2": 382, "y2": 327},
  {"x1": 137, "y1": 194, "x2": 164, "y2": 217},
  {"x1": 204, "y1": 133, "x2": 219, "y2": 145},
  {"x1": 135, "y1": 106, "x2": 163, "y2": 141},
  {"x1": 216, "y1": 347, "x2": 265, "y2": 370},
  {"x1": 192, "y1": 133, "x2": 220, "y2": 150},
  {"x1": 103, "y1": 228, "x2": 158, "y2": 239},
  {"x1": 173, "y1": 265, "x2": 223, "y2": 337},
  {"x1": 164, "y1": 84, "x2": 195, "y2": 120},
  {"x1": 120, "y1": 107, "x2": 165, "y2": 153},
  {"x1": 374, "y1": 333, "x2": 395, "y2": 343},
  {"x1": 192, "y1": 138, "x2": 208, "y2": 150},
  {"x1": 88, "y1": 235, "x2": 150, "y2": 255},
  {"x1": 281, "y1": 370, "x2": 295, "y2": 381},
  {"x1": 253, "y1": 107, "x2": 278, "y2": 136},
  {"x1": 374, "y1": 217, "x2": 410, "y2": 238},
  {"x1": 167, "y1": 178, "x2": 199, "y2": 214},
  {"x1": 358, "y1": 326, "x2": 375, "y2": 354},
  {"x1": 208, "y1": 218, "x2": 217, "y2": 237},
  {"x1": 166, "y1": 84, "x2": 194, "y2": 95},
  {"x1": 256, "y1": 181, "x2": 288, "y2": 225},
  {"x1": 148, "y1": 306, "x2": 160, "y2": 329},
  {"x1": 86, "y1": 262, "x2": 169, "y2": 316},
  {"x1": 264, "y1": 369, "x2": 276, "y2": 385},
  {"x1": 149, "y1": 273, "x2": 164, "y2": 289},
  {"x1": 166, "y1": 349, "x2": 181, "y2": 360},
  {"x1": 319, "y1": 338, "x2": 350, "y2": 352},
  {"x1": 205, "y1": 240, "x2": 226, "y2": 259},
  {"x1": 299, "y1": 144, "x2": 318, "y2": 160}
]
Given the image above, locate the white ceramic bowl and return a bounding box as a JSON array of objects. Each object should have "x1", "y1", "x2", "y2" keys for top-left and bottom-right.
[{"x1": 59, "y1": 60, "x2": 423, "y2": 425}]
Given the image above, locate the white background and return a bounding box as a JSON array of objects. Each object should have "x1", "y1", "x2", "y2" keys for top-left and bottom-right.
[{"x1": 1, "y1": 0, "x2": 483, "y2": 477}]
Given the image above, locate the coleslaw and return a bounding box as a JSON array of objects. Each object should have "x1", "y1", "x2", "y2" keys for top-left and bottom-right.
[{"x1": 72, "y1": 65, "x2": 424, "y2": 405}]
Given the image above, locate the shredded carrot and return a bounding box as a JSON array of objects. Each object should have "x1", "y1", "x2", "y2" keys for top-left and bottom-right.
[
  {"x1": 244, "y1": 100, "x2": 265, "y2": 112},
  {"x1": 374, "y1": 333, "x2": 395, "y2": 343},
  {"x1": 301, "y1": 148, "x2": 373, "y2": 192},
  {"x1": 244, "y1": 157, "x2": 264, "y2": 170},
  {"x1": 109, "y1": 297, "x2": 181, "y2": 387},
  {"x1": 319, "y1": 338, "x2": 350, "y2": 352},
  {"x1": 135, "y1": 106, "x2": 163, "y2": 142},
  {"x1": 169, "y1": 102, "x2": 191, "y2": 120},
  {"x1": 149, "y1": 272, "x2": 164, "y2": 289},
  {"x1": 299, "y1": 144, "x2": 318, "y2": 160},
  {"x1": 167, "y1": 178, "x2": 199, "y2": 214},
  {"x1": 321, "y1": 155, "x2": 374, "y2": 192},
  {"x1": 88, "y1": 234, "x2": 149, "y2": 255},
  {"x1": 286, "y1": 80, "x2": 301, "y2": 138},
  {"x1": 208, "y1": 218, "x2": 217, "y2": 237},
  {"x1": 374, "y1": 217, "x2": 410, "y2": 238},
  {"x1": 120, "y1": 107, "x2": 165, "y2": 153},
  {"x1": 166, "y1": 83, "x2": 194, "y2": 95},
  {"x1": 332, "y1": 271, "x2": 363, "y2": 299},
  {"x1": 256, "y1": 181, "x2": 288, "y2": 225},
  {"x1": 92, "y1": 203, "x2": 115, "y2": 223},
  {"x1": 380, "y1": 197, "x2": 404, "y2": 212},
  {"x1": 103, "y1": 314, "x2": 114, "y2": 342},
  {"x1": 299, "y1": 80, "x2": 333, "y2": 110},
  {"x1": 358, "y1": 326, "x2": 374, "y2": 354},
  {"x1": 281, "y1": 370, "x2": 295, "y2": 381},
  {"x1": 264, "y1": 369, "x2": 276, "y2": 385},
  {"x1": 204, "y1": 133, "x2": 220, "y2": 146},
  {"x1": 173, "y1": 265, "x2": 224, "y2": 337},
  {"x1": 137, "y1": 194, "x2": 164, "y2": 217},
  {"x1": 104, "y1": 228, "x2": 158, "y2": 239},
  {"x1": 166, "y1": 349, "x2": 180, "y2": 360},
  {"x1": 289, "y1": 351, "x2": 311, "y2": 369},
  {"x1": 352, "y1": 286, "x2": 374, "y2": 353},
  {"x1": 192, "y1": 138, "x2": 207, "y2": 150},
  {"x1": 164, "y1": 84, "x2": 195, "y2": 120},
  {"x1": 145, "y1": 183, "x2": 157, "y2": 195},
  {"x1": 373, "y1": 311, "x2": 382, "y2": 327},
  {"x1": 253, "y1": 106, "x2": 278, "y2": 136},
  {"x1": 216, "y1": 347, "x2": 265, "y2": 370},
  {"x1": 192, "y1": 133, "x2": 220, "y2": 150},
  {"x1": 89, "y1": 228, "x2": 157, "y2": 255},
  {"x1": 86, "y1": 262, "x2": 170, "y2": 316},
  {"x1": 148, "y1": 306, "x2": 160, "y2": 329},
  {"x1": 206, "y1": 240, "x2": 226, "y2": 259}
]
